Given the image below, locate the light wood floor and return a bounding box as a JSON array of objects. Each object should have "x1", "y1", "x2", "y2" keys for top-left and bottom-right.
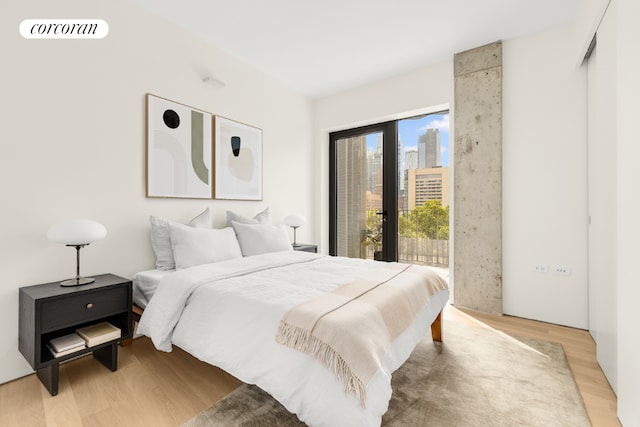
[{"x1": 0, "y1": 305, "x2": 619, "y2": 427}]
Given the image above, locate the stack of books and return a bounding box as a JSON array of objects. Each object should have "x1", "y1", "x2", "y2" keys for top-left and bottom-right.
[
  {"x1": 47, "y1": 333, "x2": 86, "y2": 358},
  {"x1": 76, "y1": 322, "x2": 121, "y2": 347}
]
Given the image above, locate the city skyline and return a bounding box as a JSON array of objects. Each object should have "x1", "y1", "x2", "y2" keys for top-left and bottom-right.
[{"x1": 366, "y1": 112, "x2": 450, "y2": 168}]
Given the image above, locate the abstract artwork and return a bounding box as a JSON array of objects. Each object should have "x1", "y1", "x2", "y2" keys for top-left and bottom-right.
[
  {"x1": 214, "y1": 116, "x2": 263, "y2": 200},
  {"x1": 146, "y1": 94, "x2": 212, "y2": 198}
]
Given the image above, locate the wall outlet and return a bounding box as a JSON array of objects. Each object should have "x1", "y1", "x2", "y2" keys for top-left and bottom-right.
[
  {"x1": 552, "y1": 266, "x2": 571, "y2": 276},
  {"x1": 533, "y1": 264, "x2": 548, "y2": 273}
]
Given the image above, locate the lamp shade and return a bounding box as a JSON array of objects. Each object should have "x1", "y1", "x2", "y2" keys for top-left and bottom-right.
[
  {"x1": 47, "y1": 219, "x2": 107, "y2": 245},
  {"x1": 283, "y1": 214, "x2": 306, "y2": 228}
]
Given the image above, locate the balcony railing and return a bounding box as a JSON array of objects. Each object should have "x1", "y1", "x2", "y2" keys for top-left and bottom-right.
[
  {"x1": 360, "y1": 207, "x2": 449, "y2": 266},
  {"x1": 398, "y1": 237, "x2": 449, "y2": 266},
  {"x1": 362, "y1": 237, "x2": 449, "y2": 266}
]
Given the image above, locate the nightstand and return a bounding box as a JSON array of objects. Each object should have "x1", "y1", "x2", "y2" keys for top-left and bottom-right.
[
  {"x1": 293, "y1": 244, "x2": 318, "y2": 253},
  {"x1": 19, "y1": 274, "x2": 132, "y2": 396}
]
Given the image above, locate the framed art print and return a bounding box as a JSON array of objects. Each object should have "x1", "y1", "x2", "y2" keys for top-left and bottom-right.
[
  {"x1": 146, "y1": 94, "x2": 212, "y2": 198},
  {"x1": 214, "y1": 115, "x2": 263, "y2": 200}
]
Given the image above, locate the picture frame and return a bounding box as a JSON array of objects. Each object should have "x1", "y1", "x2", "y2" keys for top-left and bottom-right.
[
  {"x1": 146, "y1": 94, "x2": 213, "y2": 199},
  {"x1": 213, "y1": 115, "x2": 263, "y2": 200}
]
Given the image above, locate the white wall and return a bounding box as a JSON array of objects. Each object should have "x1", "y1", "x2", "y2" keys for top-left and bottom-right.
[
  {"x1": 0, "y1": 0, "x2": 314, "y2": 384},
  {"x1": 502, "y1": 27, "x2": 589, "y2": 329},
  {"x1": 587, "y1": 0, "x2": 618, "y2": 392},
  {"x1": 573, "y1": 0, "x2": 640, "y2": 422},
  {"x1": 575, "y1": 0, "x2": 612, "y2": 65},
  {"x1": 614, "y1": 0, "x2": 640, "y2": 423}
]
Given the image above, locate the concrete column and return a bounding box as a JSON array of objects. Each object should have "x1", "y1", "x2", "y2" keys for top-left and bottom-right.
[{"x1": 453, "y1": 41, "x2": 503, "y2": 314}]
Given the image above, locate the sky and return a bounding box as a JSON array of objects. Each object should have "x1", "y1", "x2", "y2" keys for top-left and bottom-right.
[{"x1": 366, "y1": 112, "x2": 450, "y2": 168}]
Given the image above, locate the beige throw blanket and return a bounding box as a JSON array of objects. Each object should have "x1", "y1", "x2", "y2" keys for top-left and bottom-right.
[{"x1": 275, "y1": 263, "x2": 448, "y2": 407}]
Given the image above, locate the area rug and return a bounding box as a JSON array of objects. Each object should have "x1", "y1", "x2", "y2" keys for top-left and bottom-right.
[{"x1": 183, "y1": 320, "x2": 591, "y2": 426}]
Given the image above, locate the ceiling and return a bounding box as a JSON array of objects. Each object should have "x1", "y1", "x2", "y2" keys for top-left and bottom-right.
[{"x1": 134, "y1": 0, "x2": 581, "y2": 99}]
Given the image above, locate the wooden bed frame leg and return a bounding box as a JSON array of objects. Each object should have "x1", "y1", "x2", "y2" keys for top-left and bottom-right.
[
  {"x1": 431, "y1": 310, "x2": 443, "y2": 342},
  {"x1": 121, "y1": 304, "x2": 144, "y2": 347}
]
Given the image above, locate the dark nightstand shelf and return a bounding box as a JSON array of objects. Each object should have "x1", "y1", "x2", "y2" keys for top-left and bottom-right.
[
  {"x1": 19, "y1": 274, "x2": 132, "y2": 396},
  {"x1": 293, "y1": 243, "x2": 318, "y2": 253}
]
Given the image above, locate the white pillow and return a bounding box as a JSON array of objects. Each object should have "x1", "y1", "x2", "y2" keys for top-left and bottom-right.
[
  {"x1": 169, "y1": 223, "x2": 242, "y2": 270},
  {"x1": 226, "y1": 208, "x2": 270, "y2": 227},
  {"x1": 231, "y1": 221, "x2": 293, "y2": 257},
  {"x1": 150, "y1": 208, "x2": 211, "y2": 270}
]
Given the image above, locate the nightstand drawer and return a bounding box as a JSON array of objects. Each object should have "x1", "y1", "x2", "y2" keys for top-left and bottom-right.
[{"x1": 41, "y1": 286, "x2": 128, "y2": 331}]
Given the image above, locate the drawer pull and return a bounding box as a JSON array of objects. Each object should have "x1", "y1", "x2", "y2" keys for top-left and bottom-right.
[{"x1": 86, "y1": 303, "x2": 93, "y2": 309}]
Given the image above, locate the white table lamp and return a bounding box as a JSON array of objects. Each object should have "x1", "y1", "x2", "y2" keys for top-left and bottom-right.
[
  {"x1": 283, "y1": 214, "x2": 306, "y2": 247},
  {"x1": 47, "y1": 219, "x2": 107, "y2": 286}
]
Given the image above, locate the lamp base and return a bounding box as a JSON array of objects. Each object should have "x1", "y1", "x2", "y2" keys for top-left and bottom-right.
[{"x1": 60, "y1": 276, "x2": 95, "y2": 287}]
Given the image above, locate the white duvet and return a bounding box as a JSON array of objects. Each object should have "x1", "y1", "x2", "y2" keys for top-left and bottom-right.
[{"x1": 136, "y1": 251, "x2": 449, "y2": 426}]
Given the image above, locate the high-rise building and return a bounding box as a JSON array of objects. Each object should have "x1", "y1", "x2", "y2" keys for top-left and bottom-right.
[
  {"x1": 366, "y1": 134, "x2": 383, "y2": 195},
  {"x1": 366, "y1": 151, "x2": 380, "y2": 193},
  {"x1": 407, "y1": 166, "x2": 449, "y2": 210},
  {"x1": 417, "y1": 128, "x2": 441, "y2": 168},
  {"x1": 403, "y1": 149, "x2": 419, "y2": 209},
  {"x1": 405, "y1": 148, "x2": 418, "y2": 170},
  {"x1": 397, "y1": 135, "x2": 403, "y2": 192}
]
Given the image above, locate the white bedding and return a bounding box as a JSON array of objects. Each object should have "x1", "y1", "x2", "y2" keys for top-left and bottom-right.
[
  {"x1": 136, "y1": 251, "x2": 449, "y2": 427},
  {"x1": 132, "y1": 268, "x2": 173, "y2": 308}
]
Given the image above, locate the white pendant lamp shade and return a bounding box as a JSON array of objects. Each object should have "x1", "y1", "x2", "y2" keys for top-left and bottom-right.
[{"x1": 47, "y1": 219, "x2": 107, "y2": 245}]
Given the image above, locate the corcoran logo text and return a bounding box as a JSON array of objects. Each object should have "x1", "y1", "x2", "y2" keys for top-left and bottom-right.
[{"x1": 20, "y1": 19, "x2": 109, "y2": 39}]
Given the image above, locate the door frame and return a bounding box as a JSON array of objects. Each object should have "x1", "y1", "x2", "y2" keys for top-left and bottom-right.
[{"x1": 329, "y1": 121, "x2": 398, "y2": 261}]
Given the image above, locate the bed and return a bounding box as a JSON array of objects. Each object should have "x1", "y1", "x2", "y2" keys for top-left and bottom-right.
[{"x1": 134, "y1": 210, "x2": 449, "y2": 426}]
